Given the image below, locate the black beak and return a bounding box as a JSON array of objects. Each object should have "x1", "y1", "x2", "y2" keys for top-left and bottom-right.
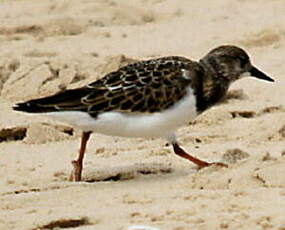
[{"x1": 250, "y1": 66, "x2": 274, "y2": 82}]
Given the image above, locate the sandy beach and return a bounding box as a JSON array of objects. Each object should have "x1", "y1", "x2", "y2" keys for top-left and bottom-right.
[{"x1": 0, "y1": 0, "x2": 285, "y2": 229}]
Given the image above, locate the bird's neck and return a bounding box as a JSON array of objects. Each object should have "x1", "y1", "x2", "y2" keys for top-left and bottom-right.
[{"x1": 195, "y1": 60, "x2": 231, "y2": 112}]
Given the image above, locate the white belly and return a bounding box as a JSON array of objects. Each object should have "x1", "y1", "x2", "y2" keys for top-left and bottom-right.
[{"x1": 44, "y1": 87, "x2": 197, "y2": 139}]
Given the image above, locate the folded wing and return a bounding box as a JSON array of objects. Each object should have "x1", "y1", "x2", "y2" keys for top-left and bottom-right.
[{"x1": 13, "y1": 56, "x2": 196, "y2": 117}]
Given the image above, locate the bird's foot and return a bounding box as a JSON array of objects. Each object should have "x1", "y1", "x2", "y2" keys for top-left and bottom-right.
[
  {"x1": 172, "y1": 143, "x2": 228, "y2": 170},
  {"x1": 197, "y1": 161, "x2": 228, "y2": 170},
  {"x1": 69, "y1": 160, "x2": 82, "y2": 182}
]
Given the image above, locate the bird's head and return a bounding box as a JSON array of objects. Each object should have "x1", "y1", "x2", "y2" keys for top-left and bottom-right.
[{"x1": 200, "y1": 45, "x2": 274, "y2": 83}]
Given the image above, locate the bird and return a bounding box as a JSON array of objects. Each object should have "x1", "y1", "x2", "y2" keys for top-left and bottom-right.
[{"x1": 13, "y1": 45, "x2": 274, "y2": 181}]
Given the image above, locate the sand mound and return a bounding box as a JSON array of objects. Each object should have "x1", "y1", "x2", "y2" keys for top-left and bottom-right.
[{"x1": 1, "y1": 55, "x2": 137, "y2": 100}]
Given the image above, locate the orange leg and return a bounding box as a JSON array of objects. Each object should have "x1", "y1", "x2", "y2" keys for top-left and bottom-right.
[
  {"x1": 172, "y1": 143, "x2": 227, "y2": 169},
  {"x1": 69, "y1": 131, "x2": 92, "y2": 182}
]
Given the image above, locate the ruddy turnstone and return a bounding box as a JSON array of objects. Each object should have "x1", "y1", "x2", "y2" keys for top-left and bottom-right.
[{"x1": 13, "y1": 45, "x2": 274, "y2": 181}]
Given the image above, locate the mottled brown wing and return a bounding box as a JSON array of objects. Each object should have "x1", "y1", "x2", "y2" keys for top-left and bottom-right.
[
  {"x1": 14, "y1": 57, "x2": 195, "y2": 116},
  {"x1": 84, "y1": 56, "x2": 194, "y2": 116}
]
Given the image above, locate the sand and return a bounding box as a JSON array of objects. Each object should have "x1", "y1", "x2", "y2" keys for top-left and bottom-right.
[{"x1": 0, "y1": 0, "x2": 285, "y2": 229}]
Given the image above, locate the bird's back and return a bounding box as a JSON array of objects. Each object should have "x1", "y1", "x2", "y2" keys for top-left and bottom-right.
[{"x1": 13, "y1": 56, "x2": 200, "y2": 117}]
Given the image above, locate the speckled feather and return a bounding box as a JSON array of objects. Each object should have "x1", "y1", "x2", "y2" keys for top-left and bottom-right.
[{"x1": 19, "y1": 56, "x2": 203, "y2": 116}]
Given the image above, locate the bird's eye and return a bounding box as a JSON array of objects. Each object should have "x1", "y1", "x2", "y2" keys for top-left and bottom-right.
[{"x1": 239, "y1": 56, "x2": 249, "y2": 68}]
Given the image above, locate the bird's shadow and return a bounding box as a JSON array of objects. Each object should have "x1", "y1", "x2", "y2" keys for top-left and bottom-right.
[{"x1": 80, "y1": 162, "x2": 195, "y2": 183}]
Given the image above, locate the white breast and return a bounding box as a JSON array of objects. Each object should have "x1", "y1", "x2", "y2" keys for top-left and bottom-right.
[{"x1": 44, "y1": 87, "x2": 198, "y2": 139}]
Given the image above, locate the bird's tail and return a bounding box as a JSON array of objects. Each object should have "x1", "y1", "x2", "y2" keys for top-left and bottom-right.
[
  {"x1": 13, "y1": 101, "x2": 53, "y2": 113},
  {"x1": 13, "y1": 88, "x2": 90, "y2": 113}
]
